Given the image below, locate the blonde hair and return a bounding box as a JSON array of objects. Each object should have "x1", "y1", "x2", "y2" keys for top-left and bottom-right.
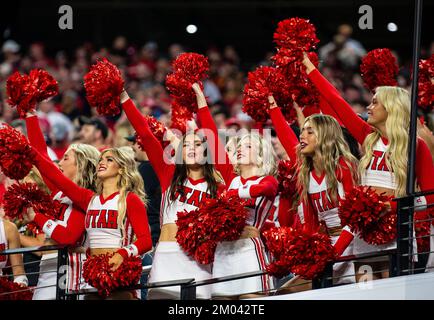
[
  {"x1": 234, "y1": 132, "x2": 277, "y2": 176},
  {"x1": 359, "y1": 86, "x2": 410, "y2": 197},
  {"x1": 296, "y1": 114, "x2": 359, "y2": 204},
  {"x1": 23, "y1": 167, "x2": 51, "y2": 195},
  {"x1": 66, "y1": 144, "x2": 100, "y2": 191},
  {"x1": 96, "y1": 147, "x2": 147, "y2": 241}
]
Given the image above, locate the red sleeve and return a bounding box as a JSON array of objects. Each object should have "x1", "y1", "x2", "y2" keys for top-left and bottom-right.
[
  {"x1": 277, "y1": 197, "x2": 293, "y2": 227},
  {"x1": 269, "y1": 107, "x2": 299, "y2": 165},
  {"x1": 25, "y1": 115, "x2": 60, "y2": 193},
  {"x1": 308, "y1": 69, "x2": 372, "y2": 144},
  {"x1": 416, "y1": 138, "x2": 434, "y2": 205},
  {"x1": 319, "y1": 96, "x2": 344, "y2": 127},
  {"x1": 122, "y1": 98, "x2": 173, "y2": 190},
  {"x1": 197, "y1": 107, "x2": 235, "y2": 185},
  {"x1": 337, "y1": 158, "x2": 356, "y2": 195},
  {"x1": 117, "y1": 193, "x2": 152, "y2": 258},
  {"x1": 33, "y1": 149, "x2": 94, "y2": 211},
  {"x1": 238, "y1": 176, "x2": 278, "y2": 199},
  {"x1": 33, "y1": 207, "x2": 85, "y2": 246}
]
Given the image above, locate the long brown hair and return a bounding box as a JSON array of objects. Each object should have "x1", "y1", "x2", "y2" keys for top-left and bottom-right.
[{"x1": 169, "y1": 131, "x2": 219, "y2": 201}]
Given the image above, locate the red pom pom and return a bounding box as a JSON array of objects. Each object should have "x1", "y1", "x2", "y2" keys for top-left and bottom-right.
[
  {"x1": 242, "y1": 66, "x2": 294, "y2": 124},
  {"x1": 360, "y1": 49, "x2": 399, "y2": 92},
  {"x1": 176, "y1": 193, "x2": 249, "y2": 264},
  {"x1": 166, "y1": 53, "x2": 209, "y2": 113},
  {"x1": 82, "y1": 253, "x2": 142, "y2": 297},
  {"x1": 338, "y1": 186, "x2": 395, "y2": 245},
  {"x1": 6, "y1": 69, "x2": 58, "y2": 118},
  {"x1": 262, "y1": 227, "x2": 336, "y2": 279},
  {"x1": 84, "y1": 58, "x2": 124, "y2": 116},
  {"x1": 418, "y1": 54, "x2": 434, "y2": 111},
  {"x1": 277, "y1": 160, "x2": 297, "y2": 199},
  {"x1": 29, "y1": 69, "x2": 59, "y2": 102},
  {"x1": 273, "y1": 18, "x2": 319, "y2": 64},
  {"x1": 2, "y1": 182, "x2": 58, "y2": 221},
  {"x1": 170, "y1": 100, "x2": 194, "y2": 134},
  {"x1": 0, "y1": 124, "x2": 35, "y2": 180},
  {"x1": 135, "y1": 115, "x2": 169, "y2": 151},
  {"x1": 0, "y1": 278, "x2": 33, "y2": 300}
]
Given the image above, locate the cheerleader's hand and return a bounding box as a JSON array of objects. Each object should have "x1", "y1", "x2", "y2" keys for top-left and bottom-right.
[
  {"x1": 302, "y1": 52, "x2": 316, "y2": 74},
  {"x1": 109, "y1": 253, "x2": 124, "y2": 271},
  {"x1": 268, "y1": 96, "x2": 278, "y2": 110}
]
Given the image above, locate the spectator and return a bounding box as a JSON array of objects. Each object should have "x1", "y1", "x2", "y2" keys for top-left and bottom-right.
[{"x1": 77, "y1": 116, "x2": 109, "y2": 151}]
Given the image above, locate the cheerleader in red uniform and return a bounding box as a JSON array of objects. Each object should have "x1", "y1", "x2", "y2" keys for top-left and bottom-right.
[
  {"x1": 31, "y1": 143, "x2": 152, "y2": 299},
  {"x1": 302, "y1": 54, "x2": 434, "y2": 279},
  {"x1": 22, "y1": 111, "x2": 100, "y2": 299},
  {"x1": 267, "y1": 95, "x2": 359, "y2": 285},
  {"x1": 120, "y1": 90, "x2": 224, "y2": 300},
  {"x1": 193, "y1": 83, "x2": 278, "y2": 298}
]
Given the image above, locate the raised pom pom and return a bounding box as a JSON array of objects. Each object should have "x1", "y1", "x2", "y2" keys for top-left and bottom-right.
[
  {"x1": 6, "y1": 69, "x2": 58, "y2": 118},
  {"x1": 263, "y1": 226, "x2": 336, "y2": 279},
  {"x1": 418, "y1": 54, "x2": 434, "y2": 111},
  {"x1": 166, "y1": 53, "x2": 209, "y2": 113},
  {"x1": 273, "y1": 18, "x2": 319, "y2": 65},
  {"x1": 338, "y1": 186, "x2": 395, "y2": 245},
  {"x1": 242, "y1": 66, "x2": 292, "y2": 124},
  {"x1": 360, "y1": 48, "x2": 399, "y2": 92},
  {"x1": 0, "y1": 124, "x2": 35, "y2": 180},
  {"x1": 84, "y1": 58, "x2": 124, "y2": 116},
  {"x1": 170, "y1": 100, "x2": 194, "y2": 134}
]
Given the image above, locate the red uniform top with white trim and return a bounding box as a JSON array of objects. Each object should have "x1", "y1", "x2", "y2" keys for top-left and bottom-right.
[
  {"x1": 196, "y1": 106, "x2": 278, "y2": 229},
  {"x1": 25, "y1": 115, "x2": 86, "y2": 246},
  {"x1": 122, "y1": 99, "x2": 225, "y2": 226},
  {"x1": 307, "y1": 68, "x2": 434, "y2": 206},
  {"x1": 268, "y1": 105, "x2": 355, "y2": 255},
  {"x1": 33, "y1": 150, "x2": 152, "y2": 259}
]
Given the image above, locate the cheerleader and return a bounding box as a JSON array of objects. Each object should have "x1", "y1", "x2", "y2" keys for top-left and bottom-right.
[
  {"x1": 193, "y1": 83, "x2": 278, "y2": 299},
  {"x1": 22, "y1": 112, "x2": 100, "y2": 300},
  {"x1": 120, "y1": 90, "x2": 224, "y2": 300},
  {"x1": 268, "y1": 96, "x2": 359, "y2": 285},
  {"x1": 0, "y1": 217, "x2": 28, "y2": 288},
  {"x1": 302, "y1": 54, "x2": 434, "y2": 279},
  {"x1": 32, "y1": 144, "x2": 152, "y2": 299}
]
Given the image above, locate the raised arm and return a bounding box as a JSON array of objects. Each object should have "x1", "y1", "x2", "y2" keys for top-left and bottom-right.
[
  {"x1": 25, "y1": 112, "x2": 59, "y2": 193},
  {"x1": 33, "y1": 149, "x2": 93, "y2": 211},
  {"x1": 120, "y1": 91, "x2": 173, "y2": 190},
  {"x1": 268, "y1": 96, "x2": 299, "y2": 165},
  {"x1": 193, "y1": 83, "x2": 235, "y2": 185},
  {"x1": 303, "y1": 54, "x2": 372, "y2": 144}
]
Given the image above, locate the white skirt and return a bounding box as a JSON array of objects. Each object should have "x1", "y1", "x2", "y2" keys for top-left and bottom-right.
[
  {"x1": 212, "y1": 237, "x2": 272, "y2": 297},
  {"x1": 330, "y1": 235, "x2": 355, "y2": 284},
  {"x1": 147, "y1": 241, "x2": 212, "y2": 300},
  {"x1": 32, "y1": 252, "x2": 88, "y2": 300},
  {"x1": 32, "y1": 253, "x2": 58, "y2": 300}
]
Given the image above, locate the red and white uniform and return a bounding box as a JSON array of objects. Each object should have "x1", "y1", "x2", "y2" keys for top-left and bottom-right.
[
  {"x1": 198, "y1": 106, "x2": 278, "y2": 296},
  {"x1": 0, "y1": 219, "x2": 8, "y2": 274},
  {"x1": 308, "y1": 68, "x2": 434, "y2": 257},
  {"x1": 123, "y1": 99, "x2": 218, "y2": 299},
  {"x1": 26, "y1": 115, "x2": 89, "y2": 299}
]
